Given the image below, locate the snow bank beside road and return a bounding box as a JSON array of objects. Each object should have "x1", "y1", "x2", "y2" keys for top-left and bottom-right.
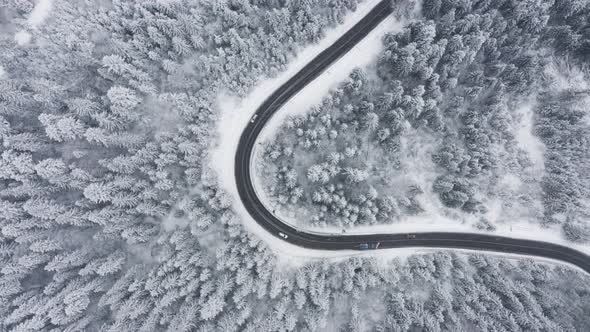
[
  {"x1": 210, "y1": 0, "x2": 590, "y2": 268},
  {"x1": 249, "y1": 13, "x2": 404, "y2": 245},
  {"x1": 305, "y1": 218, "x2": 590, "y2": 256},
  {"x1": 211, "y1": 0, "x2": 396, "y2": 258},
  {"x1": 255, "y1": 17, "x2": 403, "y2": 142}
]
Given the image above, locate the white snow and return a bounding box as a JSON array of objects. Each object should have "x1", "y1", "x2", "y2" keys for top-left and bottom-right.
[
  {"x1": 14, "y1": 31, "x2": 32, "y2": 46},
  {"x1": 14, "y1": 0, "x2": 53, "y2": 46},
  {"x1": 515, "y1": 102, "x2": 545, "y2": 170},
  {"x1": 0, "y1": 66, "x2": 5, "y2": 79},
  {"x1": 498, "y1": 173, "x2": 522, "y2": 191},
  {"x1": 28, "y1": 0, "x2": 53, "y2": 28}
]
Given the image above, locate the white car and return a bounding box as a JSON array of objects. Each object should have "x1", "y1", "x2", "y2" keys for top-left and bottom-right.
[
  {"x1": 250, "y1": 114, "x2": 258, "y2": 123},
  {"x1": 278, "y1": 232, "x2": 288, "y2": 239}
]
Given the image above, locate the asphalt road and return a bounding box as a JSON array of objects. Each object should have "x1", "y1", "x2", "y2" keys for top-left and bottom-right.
[{"x1": 234, "y1": 0, "x2": 590, "y2": 274}]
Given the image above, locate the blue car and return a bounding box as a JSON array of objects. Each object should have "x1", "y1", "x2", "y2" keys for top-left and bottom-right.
[{"x1": 359, "y1": 242, "x2": 380, "y2": 250}]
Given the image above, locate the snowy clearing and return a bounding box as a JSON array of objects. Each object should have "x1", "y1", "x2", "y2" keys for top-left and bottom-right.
[
  {"x1": 14, "y1": 31, "x2": 32, "y2": 46},
  {"x1": 515, "y1": 101, "x2": 545, "y2": 171}
]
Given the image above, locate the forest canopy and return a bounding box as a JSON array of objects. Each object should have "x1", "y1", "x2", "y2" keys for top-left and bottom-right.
[{"x1": 1, "y1": 0, "x2": 589, "y2": 331}]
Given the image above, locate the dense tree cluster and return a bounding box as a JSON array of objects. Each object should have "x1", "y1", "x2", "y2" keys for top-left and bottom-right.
[
  {"x1": 536, "y1": 88, "x2": 590, "y2": 242},
  {"x1": 257, "y1": 68, "x2": 428, "y2": 227},
  {"x1": 0, "y1": 0, "x2": 361, "y2": 329},
  {"x1": 259, "y1": 0, "x2": 590, "y2": 242}
]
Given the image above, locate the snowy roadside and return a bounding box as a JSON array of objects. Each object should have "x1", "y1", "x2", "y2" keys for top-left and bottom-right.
[
  {"x1": 272, "y1": 245, "x2": 589, "y2": 274},
  {"x1": 249, "y1": 13, "x2": 404, "y2": 234},
  {"x1": 211, "y1": 0, "x2": 399, "y2": 261},
  {"x1": 303, "y1": 219, "x2": 590, "y2": 256},
  {"x1": 210, "y1": 0, "x2": 590, "y2": 268}
]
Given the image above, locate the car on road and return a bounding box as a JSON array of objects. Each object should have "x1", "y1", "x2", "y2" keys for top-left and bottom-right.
[
  {"x1": 359, "y1": 241, "x2": 380, "y2": 250},
  {"x1": 278, "y1": 232, "x2": 288, "y2": 239},
  {"x1": 250, "y1": 114, "x2": 258, "y2": 123},
  {"x1": 406, "y1": 234, "x2": 416, "y2": 239}
]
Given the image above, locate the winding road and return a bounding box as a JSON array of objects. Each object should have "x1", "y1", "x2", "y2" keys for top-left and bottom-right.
[{"x1": 234, "y1": 0, "x2": 590, "y2": 273}]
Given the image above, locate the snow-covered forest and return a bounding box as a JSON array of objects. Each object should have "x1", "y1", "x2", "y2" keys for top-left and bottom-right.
[
  {"x1": 1, "y1": 0, "x2": 590, "y2": 331},
  {"x1": 258, "y1": 0, "x2": 590, "y2": 244}
]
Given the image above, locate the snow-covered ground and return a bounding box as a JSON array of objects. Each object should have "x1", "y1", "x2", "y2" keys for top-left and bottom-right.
[
  {"x1": 515, "y1": 102, "x2": 545, "y2": 171},
  {"x1": 15, "y1": 31, "x2": 32, "y2": 46},
  {"x1": 210, "y1": 0, "x2": 590, "y2": 269}
]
